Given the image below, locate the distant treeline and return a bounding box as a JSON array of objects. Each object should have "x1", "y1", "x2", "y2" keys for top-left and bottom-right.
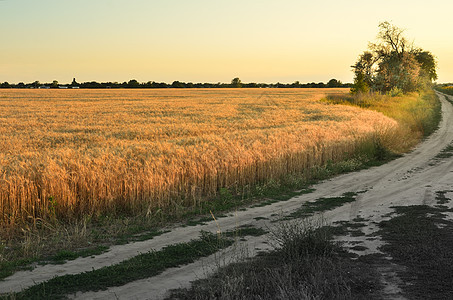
[{"x1": 0, "y1": 78, "x2": 351, "y2": 89}]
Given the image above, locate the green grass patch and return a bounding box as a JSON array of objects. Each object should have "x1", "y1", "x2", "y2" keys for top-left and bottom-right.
[
  {"x1": 0, "y1": 258, "x2": 35, "y2": 282},
  {"x1": 0, "y1": 245, "x2": 111, "y2": 280},
  {"x1": 223, "y1": 225, "x2": 268, "y2": 238},
  {"x1": 9, "y1": 232, "x2": 233, "y2": 299},
  {"x1": 286, "y1": 192, "x2": 359, "y2": 219},
  {"x1": 49, "y1": 246, "x2": 109, "y2": 264}
]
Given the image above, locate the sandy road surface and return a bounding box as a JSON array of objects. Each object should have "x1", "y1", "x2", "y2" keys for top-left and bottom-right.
[{"x1": 2, "y1": 92, "x2": 453, "y2": 299}]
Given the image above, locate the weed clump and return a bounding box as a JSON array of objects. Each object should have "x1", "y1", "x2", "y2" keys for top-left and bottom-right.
[{"x1": 168, "y1": 220, "x2": 381, "y2": 299}]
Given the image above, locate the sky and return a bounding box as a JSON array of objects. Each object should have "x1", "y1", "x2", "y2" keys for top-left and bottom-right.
[{"x1": 1, "y1": 0, "x2": 453, "y2": 84}]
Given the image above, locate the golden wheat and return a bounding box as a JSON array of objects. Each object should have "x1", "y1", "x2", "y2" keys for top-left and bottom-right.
[{"x1": 0, "y1": 88, "x2": 398, "y2": 228}]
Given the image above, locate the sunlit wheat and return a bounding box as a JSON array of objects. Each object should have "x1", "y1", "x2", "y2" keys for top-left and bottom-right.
[{"x1": 0, "y1": 88, "x2": 398, "y2": 230}]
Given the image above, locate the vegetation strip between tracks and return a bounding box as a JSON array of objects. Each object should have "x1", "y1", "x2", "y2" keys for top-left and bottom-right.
[{"x1": 5, "y1": 227, "x2": 266, "y2": 299}]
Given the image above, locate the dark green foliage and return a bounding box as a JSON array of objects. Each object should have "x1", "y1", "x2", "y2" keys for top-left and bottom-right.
[
  {"x1": 414, "y1": 49, "x2": 438, "y2": 81},
  {"x1": 352, "y1": 22, "x2": 437, "y2": 94},
  {"x1": 231, "y1": 77, "x2": 242, "y2": 88}
]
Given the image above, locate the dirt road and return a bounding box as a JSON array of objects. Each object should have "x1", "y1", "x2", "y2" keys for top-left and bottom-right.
[{"x1": 1, "y1": 92, "x2": 452, "y2": 299}]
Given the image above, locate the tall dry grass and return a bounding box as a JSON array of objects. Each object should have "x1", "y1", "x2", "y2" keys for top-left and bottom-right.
[
  {"x1": 326, "y1": 90, "x2": 440, "y2": 152},
  {"x1": 0, "y1": 89, "x2": 399, "y2": 233}
]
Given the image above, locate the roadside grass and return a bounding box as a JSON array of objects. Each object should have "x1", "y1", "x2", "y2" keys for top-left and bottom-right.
[
  {"x1": 45, "y1": 245, "x2": 109, "y2": 265},
  {"x1": 4, "y1": 227, "x2": 267, "y2": 300},
  {"x1": 1, "y1": 90, "x2": 441, "y2": 281},
  {"x1": 283, "y1": 192, "x2": 361, "y2": 220},
  {"x1": 377, "y1": 201, "x2": 453, "y2": 299},
  {"x1": 326, "y1": 90, "x2": 441, "y2": 146},
  {"x1": 167, "y1": 220, "x2": 382, "y2": 300},
  {"x1": 0, "y1": 245, "x2": 110, "y2": 280},
  {"x1": 0, "y1": 225, "x2": 169, "y2": 280},
  {"x1": 223, "y1": 225, "x2": 268, "y2": 238},
  {"x1": 0, "y1": 258, "x2": 35, "y2": 283}
]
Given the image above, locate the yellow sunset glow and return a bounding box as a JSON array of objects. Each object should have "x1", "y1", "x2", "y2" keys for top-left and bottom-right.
[{"x1": 1, "y1": 0, "x2": 453, "y2": 83}]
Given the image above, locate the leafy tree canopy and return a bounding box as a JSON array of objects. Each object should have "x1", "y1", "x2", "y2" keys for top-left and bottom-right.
[
  {"x1": 351, "y1": 22, "x2": 437, "y2": 95},
  {"x1": 231, "y1": 77, "x2": 242, "y2": 88}
]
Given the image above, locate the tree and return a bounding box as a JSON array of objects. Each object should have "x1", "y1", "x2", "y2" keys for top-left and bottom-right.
[
  {"x1": 351, "y1": 22, "x2": 437, "y2": 94},
  {"x1": 327, "y1": 79, "x2": 343, "y2": 88},
  {"x1": 171, "y1": 81, "x2": 184, "y2": 88},
  {"x1": 127, "y1": 79, "x2": 140, "y2": 88},
  {"x1": 374, "y1": 51, "x2": 420, "y2": 93},
  {"x1": 51, "y1": 80, "x2": 59, "y2": 88},
  {"x1": 413, "y1": 49, "x2": 437, "y2": 81},
  {"x1": 231, "y1": 77, "x2": 242, "y2": 88},
  {"x1": 0, "y1": 82, "x2": 11, "y2": 88},
  {"x1": 372, "y1": 21, "x2": 409, "y2": 57}
]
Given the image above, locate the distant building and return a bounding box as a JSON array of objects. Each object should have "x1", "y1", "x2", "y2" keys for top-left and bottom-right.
[{"x1": 71, "y1": 78, "x2": 79, "y2": 87}]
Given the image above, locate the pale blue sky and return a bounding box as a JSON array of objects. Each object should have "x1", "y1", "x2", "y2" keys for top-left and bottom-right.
[{"x1": 1, "y1": 0, "x2": 453, "y2": 83}]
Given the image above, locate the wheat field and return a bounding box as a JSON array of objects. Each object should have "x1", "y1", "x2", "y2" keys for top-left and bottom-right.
[{"x1": 0, "y1": 88, "x2": 398, "y2": 229}]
